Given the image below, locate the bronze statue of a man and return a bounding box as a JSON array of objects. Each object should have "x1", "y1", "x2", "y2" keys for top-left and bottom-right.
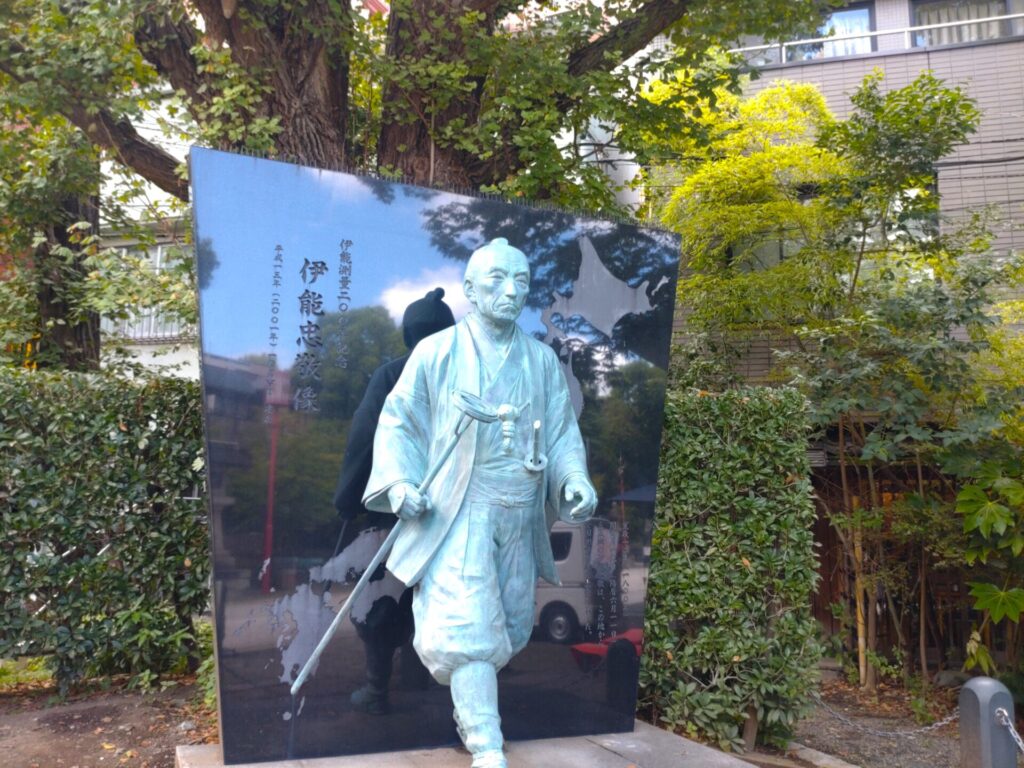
[{"x1": 363, "y1": 237, "x2": 598, "y2": 768}]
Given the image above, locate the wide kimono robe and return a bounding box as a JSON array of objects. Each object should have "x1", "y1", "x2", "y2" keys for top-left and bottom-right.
[{"x1": 362, "y1": 316, "x2": 591, "y2": 589}]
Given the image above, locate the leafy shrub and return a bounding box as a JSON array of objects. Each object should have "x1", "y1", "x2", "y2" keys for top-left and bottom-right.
[
  {"x1": 641, "y1": 387, "x2": 821, "y2": 750},
  {"x1": 194, "y1": 619, "x2": 218, "y2": 712},
  {"x1": 0, "y1": 367, "x2": 209, "y2": 692}
]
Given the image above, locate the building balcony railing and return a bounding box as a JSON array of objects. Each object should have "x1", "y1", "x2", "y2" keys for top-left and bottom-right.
[
  {"x1": 97, "y1": 241, "x2": 196, "y2": 344},
  {"x1": 101, "y1": 311, "x2": 196, "y2": 344},
  {"x1": 733, "y1": 12, "x2": 1024, "y2": 67}
]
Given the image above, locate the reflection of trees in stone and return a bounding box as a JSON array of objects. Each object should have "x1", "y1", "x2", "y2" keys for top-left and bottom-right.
[
  {"x1": 613, "y1": 295, "x2": 675, "y2": 371},
  {"x1": 423, "y1": 196, "x2": 676, "y2": 290},
  {"x1": 347, "y1": 172, "x2": 445, "y2": 207},
  {"x1": 196, "y1": 237, "x2": 219, "y2": 290},
  {"x1": 301, "y1": 305, "x2": 404, "y2": 421},
  {"x1": 350, "y1": 174, "x2": 396, "y2": 205},
  {"x1": 421, "y1": 196, "x2": 678, "y2": 371},
  {"x1": 423, "y1": 198, "x2": 579, "y2": 305},
  {"x1": 579, "y1": 361, "x2": 667, "y2": 502},
  {"x1": 224, "y1": 306, "x2": 403, "y2": 559},
  {"x1": 552, "y1": 335, "x2": 603, "y2": 388},
  {"x1": 226, "y1": 415, "x2": 346, "y2": 558}
]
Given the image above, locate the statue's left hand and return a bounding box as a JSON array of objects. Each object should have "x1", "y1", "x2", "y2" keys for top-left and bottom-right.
[{"x1": 564, "y1": 479, "x2": 597, "y2": 522}]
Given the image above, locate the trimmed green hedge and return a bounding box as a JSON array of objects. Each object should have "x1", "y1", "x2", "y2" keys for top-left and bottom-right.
[
  {"x1": 0, "y1": 368, "x2": 209, "y2": 691},
  {"x1": 642, "y1": 387, "x2": 821, "y2": 750}
]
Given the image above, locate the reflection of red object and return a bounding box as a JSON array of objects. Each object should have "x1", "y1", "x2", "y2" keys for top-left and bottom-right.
[
  {"x1": 262, "y1": 406, "x2": 280, "y2": 593},
  {"x1": 570, "y1": 628, "x2": 644, "y2": 670},
  {"x1": 262, "y1": 368, "x2": 290, "y2": 593}
]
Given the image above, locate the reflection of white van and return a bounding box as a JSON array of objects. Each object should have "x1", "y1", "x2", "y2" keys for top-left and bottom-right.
[{"x1": 534, "y1": 520, "x2": 618, "y2": 643}]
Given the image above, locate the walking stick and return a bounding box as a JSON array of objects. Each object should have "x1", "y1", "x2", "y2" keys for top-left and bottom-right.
[{"x1": 289, "y1": 390, "x2": 498, "y2": 698}]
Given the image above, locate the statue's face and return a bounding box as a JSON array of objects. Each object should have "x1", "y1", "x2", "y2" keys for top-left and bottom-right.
[{"x1": 465, "y1": 249, "x2": 530, "y2": 326}]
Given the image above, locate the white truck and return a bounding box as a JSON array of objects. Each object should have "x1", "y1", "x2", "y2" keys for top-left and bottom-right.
[{"x1": 534, "y1": 519, "x2": 621, "y2": 643}]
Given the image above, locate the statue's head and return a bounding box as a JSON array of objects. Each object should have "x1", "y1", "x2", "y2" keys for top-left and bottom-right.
[{"x1": 464, "y1": 238, "x2": 530, "y2": 326}]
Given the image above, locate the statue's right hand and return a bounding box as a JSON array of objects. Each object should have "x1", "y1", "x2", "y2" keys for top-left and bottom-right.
[{"x1": 388, "y1": 483, "x2": 431, "y2": 521}]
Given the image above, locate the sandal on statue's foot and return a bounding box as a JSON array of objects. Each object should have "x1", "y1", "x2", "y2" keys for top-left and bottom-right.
[{"x1": 470, "y1": 749, "x2": 507, "y2": 768}]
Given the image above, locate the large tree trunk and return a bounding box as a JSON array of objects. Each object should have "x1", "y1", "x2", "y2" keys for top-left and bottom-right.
[
  {"x1": 138, "y1": 3, "x2": 352, "y2": 170},
  {"x1": 35, "y1": 196, "x2": 101, "y2": 371},
  {"x1": 41, "y1": 0, "x2": 697, "y2": 201},
  {"x1": 248, "y1": 24, "x2": 350, "y2": 167},
  {"x1": 376, "y1": 1, "x2": 491, "y2": 187},
  {"x1": 266, "y1": 50, "x2": 349, "y2": 167}
]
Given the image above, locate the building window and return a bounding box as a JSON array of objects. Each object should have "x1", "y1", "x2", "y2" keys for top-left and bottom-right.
[
  {"x1": 786, "y1": 4, "x2": 874, "y2": 62},
  {"x1": 101, "y1": 243, "x2": 194, "y2": 343},
  {"x1": 550, "y1": 531, "x2": 573, "y2": 562},
  {"x1": 913, "y1": 0, "x2": 1024, "y2": 46}
]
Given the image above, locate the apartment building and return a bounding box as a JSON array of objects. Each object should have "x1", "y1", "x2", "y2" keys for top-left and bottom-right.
[
  {"x1": 698, "y1": 0, "x2": 1024, "y2": 386},
  {"x1": 737, "y1": 0, "x2": 1024, "y2": 257},
  {"x1": 727, "y1": 2, "x2": 1024, "y2": 642}
]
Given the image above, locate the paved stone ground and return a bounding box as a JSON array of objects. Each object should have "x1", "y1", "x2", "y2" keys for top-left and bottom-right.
[{"x1": 177, "y1": 720, "x2": 755, "y2": 768}]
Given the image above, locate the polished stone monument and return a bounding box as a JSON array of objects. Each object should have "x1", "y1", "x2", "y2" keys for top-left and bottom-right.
[{"x1": 191, "y1": 148, "x2": 679, "y2": 764}]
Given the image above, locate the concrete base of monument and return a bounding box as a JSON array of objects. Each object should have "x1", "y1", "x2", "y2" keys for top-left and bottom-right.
[{"x1": 176, "y1": 720, "x2": 754, "y2": 768}]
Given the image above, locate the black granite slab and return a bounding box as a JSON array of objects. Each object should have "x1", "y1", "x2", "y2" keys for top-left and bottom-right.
[{"x1": 190, "y1": 148, "x2": 679, "y2": 764}]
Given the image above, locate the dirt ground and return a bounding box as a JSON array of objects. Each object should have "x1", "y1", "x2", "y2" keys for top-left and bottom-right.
[
  {"x1": 0, "y1": 677, "x2": 216, "y2": 768},
  {"x1": 0, "y1": 675, "x2": 974, "y2": 768},
  {"x1": 792, "y1": 679, "x2": 962, "y2": 768}
]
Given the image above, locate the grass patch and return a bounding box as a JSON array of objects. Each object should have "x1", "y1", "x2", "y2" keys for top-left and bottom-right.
[{"x1": 0, "y1": 657, "x2": 52, "y2": 689}]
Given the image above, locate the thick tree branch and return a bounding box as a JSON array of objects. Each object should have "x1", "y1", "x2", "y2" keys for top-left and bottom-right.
[
  {"x1": 0, "y1": 49, "x2": 188, "y2": 201},
  {"x1": 492, "y1": 0, "x2": 691, "y2": 186},
  {"x1": 134, "y1": 12, "x2": 213, "y2": 112},
  {"x1": 191, "y1": 0, "x2": 236, "y2": 47},
  {"x1": 466, "y1": 0, "x2": 531, "y2": 12},
  {"x1": 190, "y1": 0, "x2": 282, "y2": 69},
  {"x1": 566, "y1": 0, "x2": 690, "y2": 77},
  {"x1": 68, "y1": 105, "x2": 189, "y2": 202}
]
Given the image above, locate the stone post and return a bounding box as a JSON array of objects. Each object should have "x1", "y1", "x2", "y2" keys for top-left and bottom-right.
[{"x1": 959, "y1": 676, "x2": 1016, "y2": 768}]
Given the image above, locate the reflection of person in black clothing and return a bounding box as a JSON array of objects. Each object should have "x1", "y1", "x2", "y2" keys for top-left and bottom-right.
[{"x1": 333, "y1": 288, "x2": 455, "y2": 714}]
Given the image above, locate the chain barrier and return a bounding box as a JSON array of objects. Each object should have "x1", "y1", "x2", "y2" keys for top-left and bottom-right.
[
  {"x1": 810, "y1": 691, "x2": 959, "y2": 739},
  {"x1": 996, "y1": 708, "x2": 1024, "y2": 755}
]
